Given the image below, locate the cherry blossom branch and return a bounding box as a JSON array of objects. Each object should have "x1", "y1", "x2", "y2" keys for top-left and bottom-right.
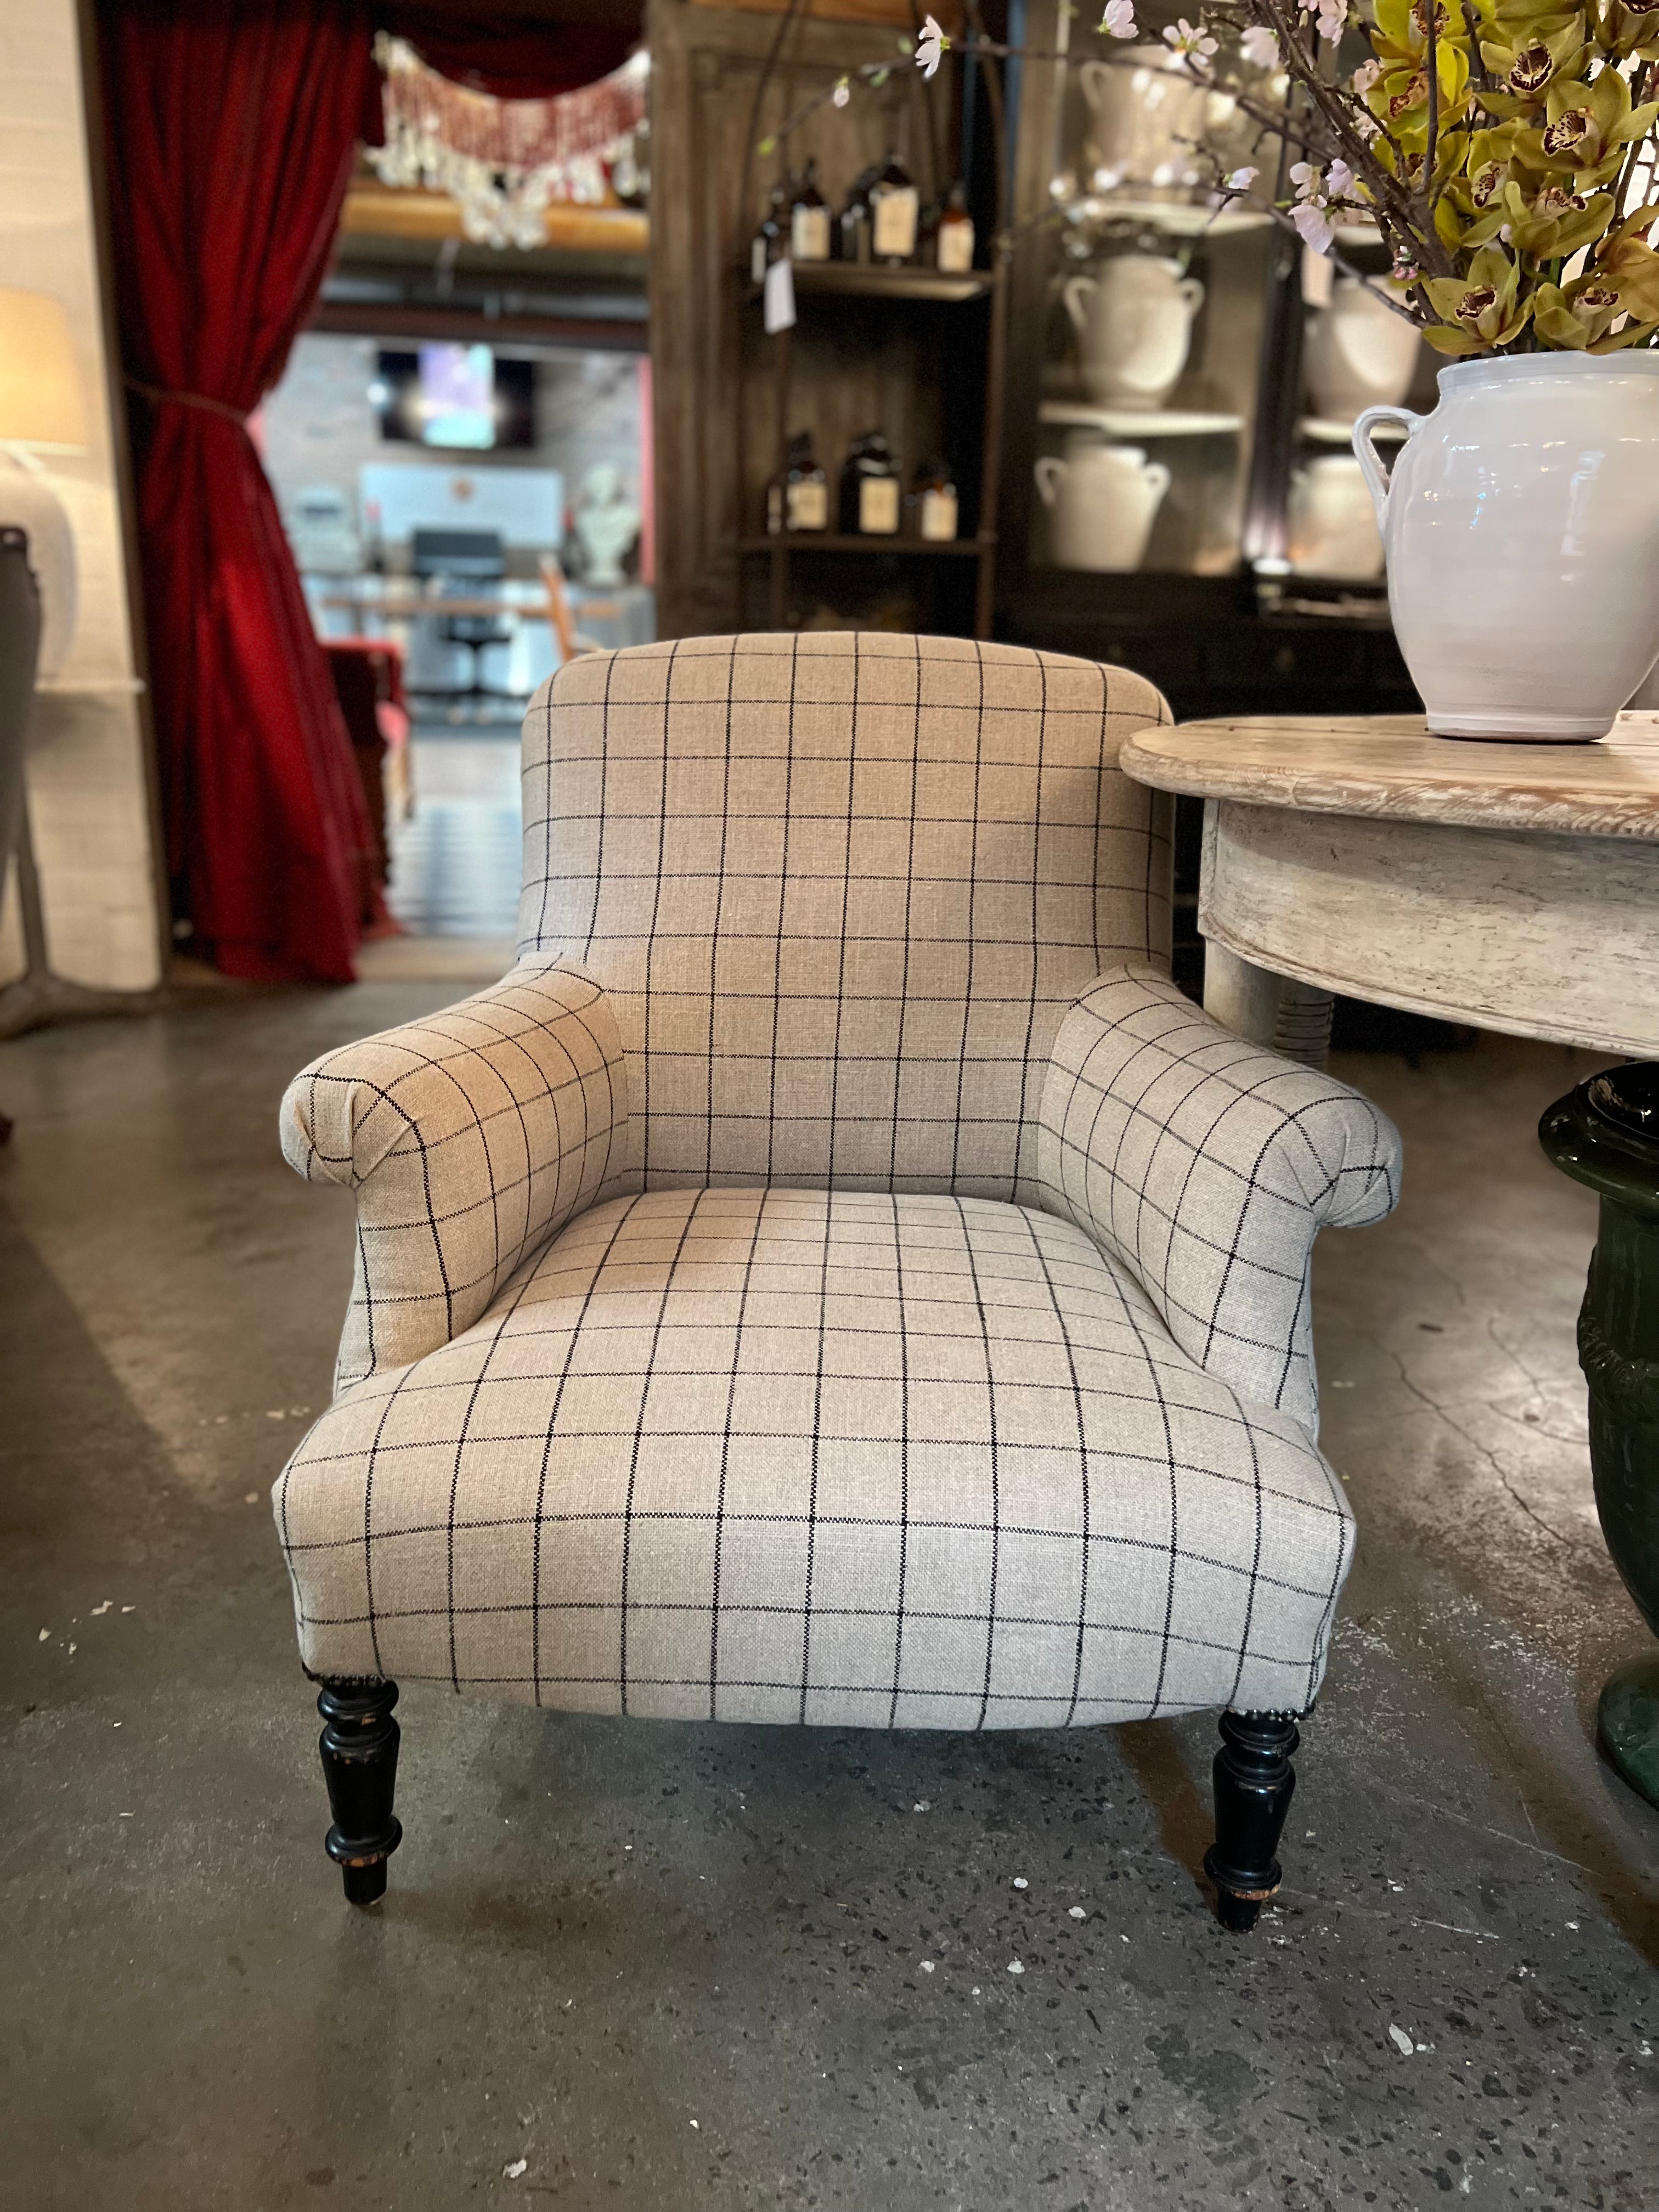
[{"x1": 1424, "y1": 1, "x2": 1440, "y2": 212}]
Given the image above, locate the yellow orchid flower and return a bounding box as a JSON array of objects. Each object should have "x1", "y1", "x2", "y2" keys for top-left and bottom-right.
[{"x1": 1423, "y1": 242, "x2": 1536, "y2": 349}]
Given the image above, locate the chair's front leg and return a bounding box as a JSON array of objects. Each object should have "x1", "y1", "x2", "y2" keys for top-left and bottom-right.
[
  {"x1": 317, "y1": 1678, "x2": 402, "y2": 1905},
  {"x1": 1204, "y1": 1709, "x2": 1300, "y2": 1933}
]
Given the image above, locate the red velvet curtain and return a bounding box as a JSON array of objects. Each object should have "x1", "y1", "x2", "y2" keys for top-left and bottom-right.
[
  {"x1": 98, "y1": 0, "x2": 639, "y2": 981},
  {"x1": 381, "y1": 6, "x2": 640, "y2": 98},
  {"x1": 98, "y1": 0, "x2": 383, "y2": 983}
]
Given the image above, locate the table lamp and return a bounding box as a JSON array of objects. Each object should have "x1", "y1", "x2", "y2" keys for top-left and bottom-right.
[{"x1": 0, "y1": 288, "x2": 88, "y2": 678}]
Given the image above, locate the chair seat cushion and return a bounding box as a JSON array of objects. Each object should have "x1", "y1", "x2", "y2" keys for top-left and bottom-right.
[{"x1": 276, "y1": 1189, "x2": 1353, "y2": 1726}]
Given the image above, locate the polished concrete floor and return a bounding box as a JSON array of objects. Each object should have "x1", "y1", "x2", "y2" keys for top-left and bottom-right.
[{"x1": 3, "y1": 997, "x2": 1656, "y2": 2211}]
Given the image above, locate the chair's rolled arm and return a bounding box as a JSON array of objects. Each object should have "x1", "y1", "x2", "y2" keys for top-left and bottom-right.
[
  {"x1": 1034, "y1": 963, "x2": 1401, "y2": 1434},
  {"x1": 280, "y1": 961, "x2": 628, "y2": 1390}
]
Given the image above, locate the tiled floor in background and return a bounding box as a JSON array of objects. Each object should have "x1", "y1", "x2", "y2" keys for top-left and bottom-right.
[{"x1": 383, "y1": 729, "x2": 522, "y2": 941}]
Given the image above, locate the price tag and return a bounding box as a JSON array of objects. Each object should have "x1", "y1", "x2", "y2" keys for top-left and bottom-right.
[
  {"x1": 1301, "y1": 244, "x2": 1335, "y2": 308},
  {"x1": 764, "y1": 256, "x2": 797, "y2": 334}
]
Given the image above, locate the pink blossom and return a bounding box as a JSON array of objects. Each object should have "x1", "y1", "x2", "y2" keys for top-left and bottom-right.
[
  {"x1": 1240, "y1": 24, "x2": 1279, "y2": 67},
  {"x1": 1292, "y1": 199, "x2": 1335, "y2": 253},
  {"x1": 1163, "y1": 16, "x2": 1220, "y2": 59}
]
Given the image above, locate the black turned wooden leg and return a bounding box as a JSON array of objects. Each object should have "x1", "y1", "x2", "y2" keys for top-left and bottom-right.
[
  {"x1": 1203, "y1": 1709, "x2": 1300, "y2": 1933},
  {"x1": 318, "y1": 1678, "x2": 402, "y2": 1905}
]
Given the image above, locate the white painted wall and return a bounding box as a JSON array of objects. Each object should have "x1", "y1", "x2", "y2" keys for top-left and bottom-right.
[{"x1": 0, "y1": 0, "x2": 164, "y2": 993}]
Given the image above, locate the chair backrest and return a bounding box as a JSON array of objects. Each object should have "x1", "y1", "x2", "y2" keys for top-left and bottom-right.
[
  {"x1": 410, "y1": 527, "x2": 505, "y2": 580},
  {"x1": 538, "y1": 552, "x2": 602, "y2": 664},
  {"x1": 517, "y1": 632, "x2": 1172, "y2": 1196}
]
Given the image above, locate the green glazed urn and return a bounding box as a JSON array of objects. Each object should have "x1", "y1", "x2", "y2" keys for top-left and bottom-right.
[{"x1": 1539, "y1": 1064, "x2": 1659, "y2": 1808}]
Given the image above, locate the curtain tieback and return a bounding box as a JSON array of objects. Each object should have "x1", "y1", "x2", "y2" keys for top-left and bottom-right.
[{"x1": 125, "y1": 377, "x2": 250, "y2": 427}]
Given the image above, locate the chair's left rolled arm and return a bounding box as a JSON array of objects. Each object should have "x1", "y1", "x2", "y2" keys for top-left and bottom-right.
[
  {"x1": 1034, "y1": 962, "x2": 1401, "y2": 1436},
  {"x1": 280, "y1": 961, "x2": 629, "y2": 1390}
]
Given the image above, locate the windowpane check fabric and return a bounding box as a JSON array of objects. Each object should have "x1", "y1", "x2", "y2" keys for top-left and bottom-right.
[
  {"x1": 1036, "y1": 964, "x2": 1401, "y2": 1437},
  {"x1": 280, "y1": 963, "x2": 627, "y2": 1390},
  {"x1": 277, "y1": 1189, "x2": 1353, "y2": 1723},
  {"x1": 275, "y1": 633, "x2": 1401, "y2": 1729},
  {"x1": 515, "y1": 633, "x2": 1173, "y2": 1195}
]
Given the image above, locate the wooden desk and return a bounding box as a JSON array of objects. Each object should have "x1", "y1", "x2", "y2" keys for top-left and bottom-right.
[
  {"x1": 1120, "y1": 713, "x2": 1659, "y2": 1064},
  {"x1": 318, "y1": 588, "x2": 625, "y2": 623}
]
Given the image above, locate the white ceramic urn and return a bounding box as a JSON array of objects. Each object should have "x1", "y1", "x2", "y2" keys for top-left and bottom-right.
[
  {"x1": 1034, "y1": 441, "x2": 1171, "y2": 571},
  {"x1": 1063, "y1": 257, "x2": 1205, "y2": 410},
  {"x1": 1287, "y1": 455, "x2": 1384, "y2": 582},
  {"x1": 1077, "y1": 50, "x2": 1210, "y2": 195},
  {"x1": 1304, "y1": 278, "x2": 1423, "y2": 425},
  {"x1": 1353, "y1": 353, "x2": 1659, "y2": 741}
]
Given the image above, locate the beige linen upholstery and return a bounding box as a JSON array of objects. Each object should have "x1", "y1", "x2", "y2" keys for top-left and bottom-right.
[
  {"x1": 279, "y1": 1189, "x2": 1353, "y2": 1723},
  {"x1": 1036, "y1": 964, "x2": 1400, "y2": 1436},
  {"x1": 516, "y1": 631, "x2": 1172, "y2": 1195},
  {"x1": 276, "y1": 634, "x2": 1400, "y2": 1726},
  {"x1": 280, "y1": 963, "x2": 627, "y2": 1389}
]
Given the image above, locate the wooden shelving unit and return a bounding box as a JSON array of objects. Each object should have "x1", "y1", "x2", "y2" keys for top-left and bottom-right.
[
  {"x1": 738, "y1": 254, "x2": 1007, "y2": 638},
  {"x1": 647, "y1": 0, "x2": 1003, "y2": 640},
  {"x1": 747, "y1": 264, "x2": 994, "y2": 304},
  {"x1": 737, "y1": 532, "x2": 994, "y2": 555}
]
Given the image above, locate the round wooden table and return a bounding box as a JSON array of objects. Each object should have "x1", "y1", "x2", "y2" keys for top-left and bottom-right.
[
  {"x1": 1119, "y1": 712, "x2": 1659, "y2": 1065},
  {"x1": 1122, "y1": 710, "x2": 1659, "y2": 1805}
]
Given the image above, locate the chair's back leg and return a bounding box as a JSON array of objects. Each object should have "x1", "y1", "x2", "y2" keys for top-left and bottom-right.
[
  {"x1": 318, "y1": 1678, "x2": 403, "y2": 1905},
  {"x1": 1203, "y1": 1709, "x2": 1300, "y2": 1933}
]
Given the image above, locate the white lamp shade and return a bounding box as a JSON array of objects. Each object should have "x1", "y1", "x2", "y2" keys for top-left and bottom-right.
[{"x1": 0, "y1": 289, "x2": 88, "y2": 451}]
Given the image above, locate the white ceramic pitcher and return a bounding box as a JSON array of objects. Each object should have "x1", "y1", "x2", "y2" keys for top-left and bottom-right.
[
  {"x1": 1034, "y1": 442, "x2": 1171, "y2": 571},
  {"x1": 1064, "y1": 257, "x2": 1205, "y2": 410},
  {"x1": 1077, "y1": 50, "x2": 1209, "y2": 194},
  {"x1": 1353, "y1": 353, "x2": 1659, "y2": 741},
  {"x1": 1287, "y1": 455, "x2": 1383, "y2": 581},
  {"x1": 1304, "y1": 278, "x2": 1422, "y2": 425}
]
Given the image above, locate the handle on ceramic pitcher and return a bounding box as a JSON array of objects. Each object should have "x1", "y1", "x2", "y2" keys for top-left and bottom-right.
[
  {"x1": 1350, "y1": 404, "x2": 1423, "y2": 532},
  {"x1": 1062, "y1": 276, "x2": 1098, "y2": 333},
  {"x1": 1178, "y1": 276, "x2": 1205, "y2": 319},
  {"x1": 1034, "y1": 456, "x2": 1066, "y2": 507},
  {"x1": 1076, "y1": 59, "x2": 1111, "y2": 109}
]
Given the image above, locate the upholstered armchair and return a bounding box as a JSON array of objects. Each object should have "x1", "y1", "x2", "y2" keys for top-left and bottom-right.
[{"x1": 275, "y1": 635, "x2": 1400, "y2": 1929}]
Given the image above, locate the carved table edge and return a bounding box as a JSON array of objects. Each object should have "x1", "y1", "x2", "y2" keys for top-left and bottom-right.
[{"x1": 1120, "y1": 732, "x2": 1659, "y2": 844}]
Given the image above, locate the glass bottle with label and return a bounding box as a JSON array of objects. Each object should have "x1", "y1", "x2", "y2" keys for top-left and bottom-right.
[
  {"x1": 935, "y1": 181, "x2": 975, "y2": 273},
  {"x1": 906, "y1": 457, "x2": 960, "y2": 542},
  {"x1": 788, "y1": 431, "x2": 828, "y2": 531},
  {"x1": 749, "y1": 182, "x2": 786, "y2": 285},
  {"x1": 870, "y1": 149, "x2": 919, "y2": 265},
  {"x1": 767, "y1": 433, "x2": 831, "y2": 534},
  {"x1": 838, "y1": 166, "x2": 875, "y2": 263},
  {"x1": 789, "y1": 159, "x2": 832, "y2": 263},
  {"x1": 840, "y1": 431, "x2": 901, "y2": 535}
]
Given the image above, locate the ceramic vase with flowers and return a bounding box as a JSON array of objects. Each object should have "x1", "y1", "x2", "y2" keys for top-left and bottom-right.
[{"x1": 912, "y1": 2, "x2": 1659, "y2": 740}]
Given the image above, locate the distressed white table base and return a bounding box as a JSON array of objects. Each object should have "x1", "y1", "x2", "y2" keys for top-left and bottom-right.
[
  {"x1": 1202, "y1": 941, "x2": 1335, "y2": 1068},
  {"x1": 1197, "y1": 797, "x2": 1659, "y2": 1062}
]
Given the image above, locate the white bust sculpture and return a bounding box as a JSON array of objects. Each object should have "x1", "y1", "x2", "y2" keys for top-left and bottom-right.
[{"x1": 572, "y1": 463, "x2": 640, "y2": 589}]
